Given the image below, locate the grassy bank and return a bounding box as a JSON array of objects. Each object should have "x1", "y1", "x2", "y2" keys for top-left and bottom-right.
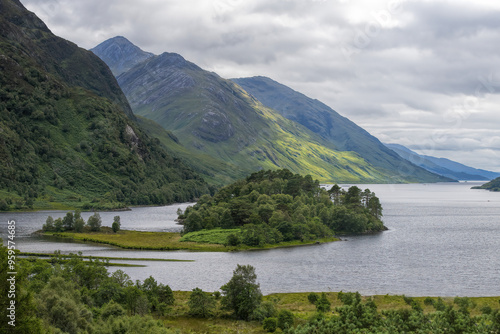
[
  {"x1": 158, "y1": 291, "x2": 500, "y2": 333},
  {"x1": 42, "y1": 229, "x2": 339, "y2": 252},
  {"x1": 19, "y1": 252, "x2": 194, "y2": 262}
]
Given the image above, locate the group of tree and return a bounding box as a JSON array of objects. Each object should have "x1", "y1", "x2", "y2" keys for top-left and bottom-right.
[
  {"x1": 42, "y1": 210, "x2": 121, "y2": 233},
  {"x1": 179, "y1": 169, "x2": 386, "y2": 247}
]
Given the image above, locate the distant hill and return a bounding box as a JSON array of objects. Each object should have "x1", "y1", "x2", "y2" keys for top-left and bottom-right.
[
  {"x1": 472, "y1": 177, "x2": 500, "y2": 191},
  {"x1": 232, "y1": 76, "x2": 450, "y2": 183},
  {"x1": 90, "y1": 36, "x2": 154, "y2": 76},
  {"x1": 0, "y1": 0, "x2": 209, "y2": 210},
  {"x1": 385, "y1": 144, "x2": 500, "y2": 181}
]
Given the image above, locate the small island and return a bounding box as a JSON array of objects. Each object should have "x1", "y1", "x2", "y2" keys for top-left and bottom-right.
[
  {"x1": 42, "y1": 169, "x2": 386, "y2": 251},
  {"x1": 472, "y1": 177, "x2": 500, "y2": 192}
]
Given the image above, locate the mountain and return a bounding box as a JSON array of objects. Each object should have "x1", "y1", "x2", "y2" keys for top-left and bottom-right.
[
  {"x1": 92, "y1": 37, "x2": 451, "y2": 184},
  {"x1": 386, "y1": 144, "x2": 500, "y2": 181},
  {"x1": 472, "y1": 177, "x2": 500, "y2": 191},
  {"x1": 231, "y1": 76, "x2": 450, "y2": 183},
  {"x1": 112, "y1": 51, "x2": 392, "y2": 183},
  {"x1": 90, "y1": 36, "x2": 154, "y2": 76},
  {"x1": 0, "y1": 0, "x2": 209, "y2": 210}
]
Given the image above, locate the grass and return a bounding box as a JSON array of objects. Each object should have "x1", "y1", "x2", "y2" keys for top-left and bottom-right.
[
  {"x1": 19, "y1": 252, "x2": 194, "y2": 262},
  {"x1": 154, "y1": 291, "x2": 500, "y2": 334},
  {"x1": 180, "y1": 228, "x2": 241, "y2": 244},
  {"x1": 42, "y1": 229, "x2": 339, "y2": 252}
]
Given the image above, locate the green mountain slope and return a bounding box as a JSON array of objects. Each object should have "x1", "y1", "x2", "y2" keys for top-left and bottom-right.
[
  {"x1": 114, "y1": 51, "x2": 394, "y2": 183},
  {"x1": 232, "y1": 76, "x2": 451, "y2": 183},
  {"x1": 0, "y1": 0, "x2": 209, "y2": 210}
]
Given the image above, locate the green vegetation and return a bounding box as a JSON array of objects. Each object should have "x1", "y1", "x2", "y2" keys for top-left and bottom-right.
[
  {"x1": 473, "y1": 177, "x2": 500, "y2": 191},
  {"x1": 19, "y1": 252, "x2": 194, "y2": 262},
  {"x1": 0, "y1": 0, "x2": 210, "y2": 211},
  {"x1": 233, "y1": 76, "x2": 451, "y2": 184},
  {"x1": 180, "y1": 170, "x2": 386, "y2": 248},
  {"x1": 2, "y1": 244, "x2": 500, "y2": 333},
  {"x1": 43, "y1": 230, "x2": 228, "y2": 251},
  {"x1": 114, "y1": 46, "x2": 413, "y2": 185}
]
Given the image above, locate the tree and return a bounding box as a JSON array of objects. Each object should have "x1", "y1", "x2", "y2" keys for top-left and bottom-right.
[
  {"x1": 74, "y1": 217, "x2": 85, "y2": 232},
  {"x1": 54, "y1": 218, "x2": 64, "y2": 232},
  {"x1": 62, "y1": 212, "x2": 74, "y2": 231},
  {"x1": 188, "y1": 287, "x2": 216, "y2": 318},
  {"x1": 112, "y1": 215, "x2": 121, "y2": 233},
  {"x1": 221, "y1": 264, "x2": 262, "y2": 320},
  {"x1": 328, "y1": 184, "x2": 343, "y2": 205},
  {"x1": 43, "y1": 216, "x2": 55, "y2": 232},
  {"x1": 344, "y1": 186, "x2": 362, "y2": 206},
  {"x1": 87, "y1": 212, "x2": 102, "y2": 232}
]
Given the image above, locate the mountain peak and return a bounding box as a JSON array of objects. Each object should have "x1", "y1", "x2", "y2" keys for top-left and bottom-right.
[{"x1": 91, "y1": 36, "x2": 154, "y2": 76}]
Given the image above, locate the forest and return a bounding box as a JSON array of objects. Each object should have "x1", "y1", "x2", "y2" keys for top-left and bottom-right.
[{"x1": 179, "y1": 169, "x2": 386, "y2": 247}]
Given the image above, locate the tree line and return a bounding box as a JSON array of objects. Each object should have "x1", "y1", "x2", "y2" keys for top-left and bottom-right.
[{"x1": 42, "y1": 210, "x2": 121, "y2": 233}]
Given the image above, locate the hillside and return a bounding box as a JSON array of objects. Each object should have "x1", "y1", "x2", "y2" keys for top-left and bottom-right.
[
  {"x1": 93, "y1": 37, "x2": 448, "y2": 184},
  {"x1": 0, "y1": 0, "x2": 209, "y2": 210},
  {"x1": 386, "y1": 143, "x2": 500, "y2": 181},
  {"x1": 232, "y1": 76, "x2": 450, "y2": 183}
]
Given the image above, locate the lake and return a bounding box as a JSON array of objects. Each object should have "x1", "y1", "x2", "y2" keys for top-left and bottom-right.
[{"x1": 1, "y1": 182, "x2": 499, "y2": 297}]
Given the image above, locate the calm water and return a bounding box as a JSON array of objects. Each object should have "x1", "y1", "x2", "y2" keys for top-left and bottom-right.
[{"x1": 1, "y1": 182, "x2": 499, "y2": 296}]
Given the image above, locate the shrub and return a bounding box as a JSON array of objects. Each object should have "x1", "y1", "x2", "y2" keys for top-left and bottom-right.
[
  {"x1": 112, "y1": 215, "x2": 121, "y2": 233},
  {"x1": 263, "y1": 317, "x2": 278, "y2": 332},
  {"x1": 277, "y1": 309, "x2": 294, "y2": 330},
  {"x1": 308, "y1": 292, "x2": 319, "y2": 305}
]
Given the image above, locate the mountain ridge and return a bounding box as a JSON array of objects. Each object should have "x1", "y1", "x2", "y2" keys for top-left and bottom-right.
[{"x1": 385, "y1": 143, "x2": 500, "y2": 181}]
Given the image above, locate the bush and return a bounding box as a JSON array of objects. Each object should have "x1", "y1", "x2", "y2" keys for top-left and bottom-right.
[
  {"x1": 277, "y1": 309, "x2": 294, "y2": 330},
  {"x1": 316, "y1": 293, "x2": 331, "y2": 313},
  {"x1": 188, "y1": 288, "x2": 216, "y2": 318},
  {"x1": 308, "y1": 292, "x2": 319, "y2": 305},
  {"x1": 424, "y1": 297, "x2": 434, "y2": 306},
  {"x1": 252, "y1": 302, "x2": 277, "y2": 322},
  {"x1": 226, "y1": 233, "x2": 241, "y2": 246},
  {"x1": 101, "y1": 301, "x2": 125, "y2": 320},
  {"x1": 112, "y1": 215, "x2": 121, "y2": 233},
  {"x1": 263, "y1": 317, "x2": 278, "y2": 332},
  {"x1": 0, "y1": 199, "x2": 9, "y2": 211}
]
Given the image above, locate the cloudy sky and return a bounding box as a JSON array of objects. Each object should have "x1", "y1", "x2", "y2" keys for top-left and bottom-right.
[{"x1": 21, "y1": 0, "x2": 500, "y2": 172}]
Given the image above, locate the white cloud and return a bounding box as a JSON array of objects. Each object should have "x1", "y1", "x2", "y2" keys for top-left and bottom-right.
[{"x1": 20, "y1": 0, "x2": 500, "y2": 172}]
